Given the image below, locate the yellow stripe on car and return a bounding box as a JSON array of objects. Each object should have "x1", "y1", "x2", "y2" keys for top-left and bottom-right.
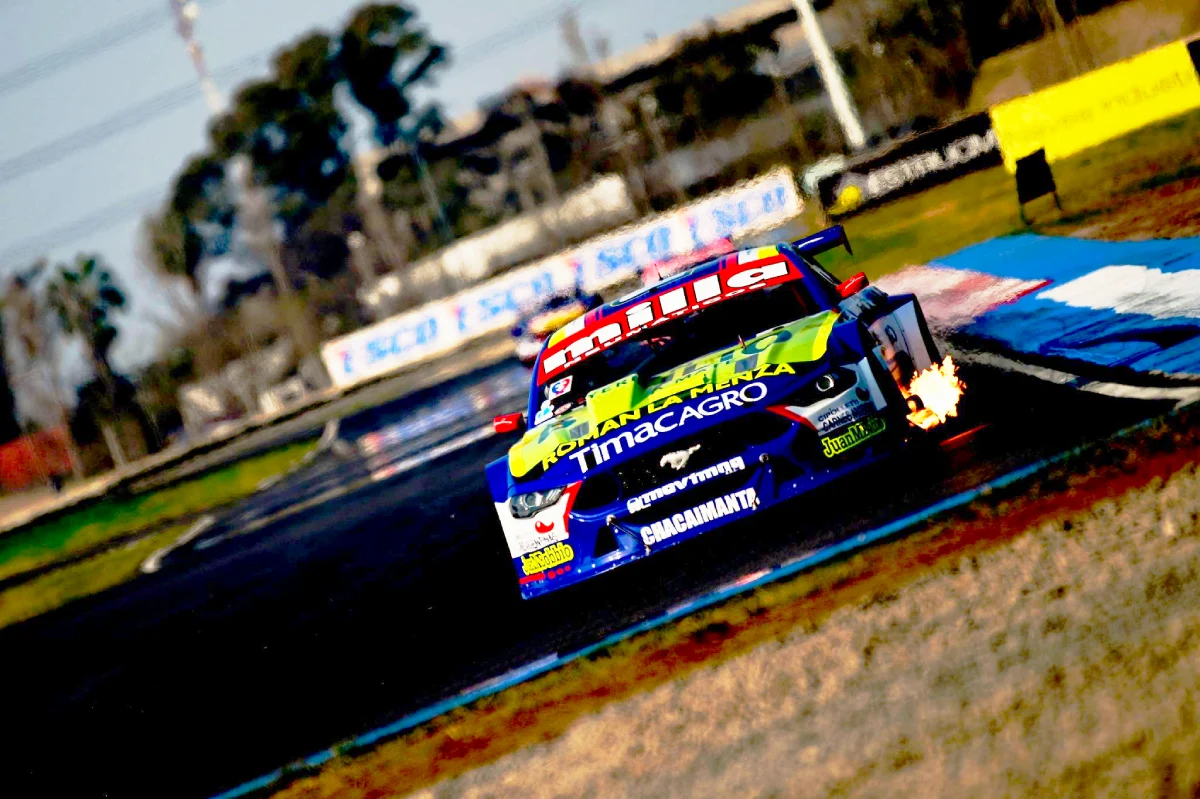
[{"x1": 508, "y1": 311, "x2": 840, "y2": 478}]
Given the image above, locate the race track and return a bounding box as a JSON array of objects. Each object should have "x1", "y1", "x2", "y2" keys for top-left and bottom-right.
[{"x1": 0, "y1": 359, "x2": 1171, "y2": 799}]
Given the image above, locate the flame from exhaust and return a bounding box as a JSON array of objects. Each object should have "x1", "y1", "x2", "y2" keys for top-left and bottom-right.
[{"x1": 904, "y1": 355, "x2": 965, "y2": 430}]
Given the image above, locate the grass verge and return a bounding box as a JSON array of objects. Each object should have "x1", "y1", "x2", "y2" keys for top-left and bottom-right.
[
  {"x1": 0, "y1": 439, "x2": 315, "y2": 585},
  {"x1": 815, "y1": 107, "x2": 1200, "y2": 282},
  {"x1": 0, "y1": 523, "x2": 191, "y2": 630}
]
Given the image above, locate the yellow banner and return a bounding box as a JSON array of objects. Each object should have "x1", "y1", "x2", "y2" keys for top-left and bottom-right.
[{"x1": 990, "y1": 40, "x2": 1200, "y2": 171}]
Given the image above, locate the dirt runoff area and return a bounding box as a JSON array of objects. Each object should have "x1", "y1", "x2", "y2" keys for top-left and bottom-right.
[{"x1": 401, "y1": 438, "x2": 1200, "y2": 799}]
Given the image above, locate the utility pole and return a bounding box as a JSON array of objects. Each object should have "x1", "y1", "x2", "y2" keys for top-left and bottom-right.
[
  {"x1": 790, "y1": 0, "x2": 866, "y2": 151},
  {"x1": 168, "y1": 0, "x2": 326, "y2": 387},
  {"x1": 600, "y1": 99, "x2": 649, "y2": 214},
  {"x1": 639, "y1": 94, "x2": 685, "y2": 205}
]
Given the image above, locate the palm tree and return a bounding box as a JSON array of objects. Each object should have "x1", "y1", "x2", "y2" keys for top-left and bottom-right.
[{"x1": 45, "y1": 255, "x2": 129, "y2": 467}]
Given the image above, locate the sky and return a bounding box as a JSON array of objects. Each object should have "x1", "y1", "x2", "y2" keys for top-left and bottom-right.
[{"x1": 0, "y1": 0, "x2": 756, "y2": 373}]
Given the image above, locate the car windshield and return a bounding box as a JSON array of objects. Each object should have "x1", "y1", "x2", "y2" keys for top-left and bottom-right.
[{"x1": 533, "y1": 281, "x2": 817, "y2": 425}]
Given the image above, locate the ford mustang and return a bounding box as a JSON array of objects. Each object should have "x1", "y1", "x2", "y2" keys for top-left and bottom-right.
[{"x1": 488, "y1": 226, "x2": 947, "y2": 599}]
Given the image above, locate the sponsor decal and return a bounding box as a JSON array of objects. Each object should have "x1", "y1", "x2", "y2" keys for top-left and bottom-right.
[
  {"x1": 534, "y1": 366, "x2": 794, "y2": 473},
  {"x1": 520, "y1": 541, "x2": 575, "y2": 576},
  {"x1": 548, "y1": 376, "x2": 574, "y2": 398},
  {"x1": 496, "y1": 482, "x2": 580, "y2": 558},
  {"x1": 627, "y1": 455, "x2": 747, "y2": 513},
  {"x1": 640, "y1": 488, "x2": 758, "y2": 546},
  {"x1": 557, "y1": 382, "x2": 769, "y2": 474},
  {"x1": 820, "y1": 416, "x2": 886, "y2": 458},
  {"x1": 814, "y1": 396, "x2": 870, "y2": 432},
  {"x1": 539, "y1": 256, "x2": 799, "y2": 382},
  {"x1": 534, "y1": 403, "x2": 555, "y2": 425}
]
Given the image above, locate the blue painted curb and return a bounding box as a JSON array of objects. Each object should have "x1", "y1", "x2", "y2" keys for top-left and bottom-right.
[{"x1": 211, "y1": 410, "x2": 1165, "y2": 799}]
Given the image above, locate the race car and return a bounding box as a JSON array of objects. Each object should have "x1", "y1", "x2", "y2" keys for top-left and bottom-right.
[
  {"x1": 511, "y1": 288, "x2": 603, "y2": 366},
  {"x1": 488, "y1": 225, "x2": 946, "y2": 599}
]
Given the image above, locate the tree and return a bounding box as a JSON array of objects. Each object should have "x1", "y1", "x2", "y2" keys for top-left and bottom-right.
[
  {"x1": 340, "y1": 3, "x2": 448, "y2": 148},
  {"x1": 2, "y1": 263, "x2": 86, "y2": 478},
  {"x1": 44, "y1": 255, "x2": 130, "y2": 466},
  {"x1": 146, "y1": 153, "x2": 236, "y2": 289},
  {"x1": 0, "y1": 314, "x2": 20, "y2": 445},
  {"x1": 210, "y1": 33, "x2": 350, "y2": 238},
  {"x1": 652, "y1": 28, "x2": 778, "y2": 146},
  {"x1": 147, "y1": 4, "x2": 451, "y2": 295}
]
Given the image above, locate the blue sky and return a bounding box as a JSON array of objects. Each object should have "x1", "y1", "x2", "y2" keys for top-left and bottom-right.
[{"x1": 0, "y1": 0, "x2": 753, "y2": 370}]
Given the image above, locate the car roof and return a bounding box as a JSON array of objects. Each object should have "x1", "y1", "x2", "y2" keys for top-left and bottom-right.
[{"x1": 537, "y1": 243, "x2": 824, "y2": 385}]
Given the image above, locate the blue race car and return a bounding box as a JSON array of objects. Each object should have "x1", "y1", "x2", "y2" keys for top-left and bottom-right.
[{"x1": 488, "y1": 226, "x2": 950, "y2": 599}]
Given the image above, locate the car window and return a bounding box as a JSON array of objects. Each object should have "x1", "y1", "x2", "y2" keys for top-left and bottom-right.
[{"x1": 532, "y1": 281, "x2": 815, "y2": 425}]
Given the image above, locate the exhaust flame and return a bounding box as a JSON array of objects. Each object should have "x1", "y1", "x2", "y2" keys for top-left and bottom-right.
[{"x1": 904, "y1": 356, "x2": 965, "y2": 430}]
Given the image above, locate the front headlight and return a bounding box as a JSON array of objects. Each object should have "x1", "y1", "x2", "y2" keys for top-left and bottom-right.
[
  {"x1": 510, "y1": 487, "x2": 566, "y2": 518},
  {"x1": 787, "y1": 367, "x2": 858, "y2": 407}
]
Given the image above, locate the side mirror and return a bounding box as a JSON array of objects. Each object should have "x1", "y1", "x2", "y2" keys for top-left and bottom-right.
[
  {"x1": 493, "y1": 412, "x2": 526, "y2": 434},
  {"x1": 836, "y1": 272, "x2": 869, "y2": 299}
]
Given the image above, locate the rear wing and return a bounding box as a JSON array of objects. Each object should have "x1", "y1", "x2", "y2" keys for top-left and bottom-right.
[{"x1": 792, "y1": 225, "x2": 852, "y2": 258}]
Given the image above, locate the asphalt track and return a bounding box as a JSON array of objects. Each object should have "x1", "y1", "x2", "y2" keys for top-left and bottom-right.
[{"x1": 0, "y1": 358, "x2": 1170, "y2": 799}]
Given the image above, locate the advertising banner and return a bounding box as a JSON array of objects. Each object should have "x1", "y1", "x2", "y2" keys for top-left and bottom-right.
[
  {"x1": 990, "y1": 39, "x2": 1200, "y2": 171},
  {"x1": 815, "y1": 113, "x2": 1002, "y2": 217},
  {"x1": 323, "y1": 167, "x2": 803, "y2": 388}
]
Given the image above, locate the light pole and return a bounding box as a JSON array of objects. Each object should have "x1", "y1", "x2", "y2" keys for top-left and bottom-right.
[
  {"x1": 790, "y1": 0, "x2": 866, "y2": 151},
  {"x1": 168, "y1": 0, "x2": 327, "y2": 386}
]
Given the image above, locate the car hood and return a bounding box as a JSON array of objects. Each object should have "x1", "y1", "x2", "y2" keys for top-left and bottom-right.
[{"x1": 509, "y1": 310, "x2": 841, "y2": 480}]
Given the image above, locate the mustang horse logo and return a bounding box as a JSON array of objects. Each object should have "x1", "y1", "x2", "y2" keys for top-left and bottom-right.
[{"x1": 660, "y1": 444, "x2": 701, "y2": 471}]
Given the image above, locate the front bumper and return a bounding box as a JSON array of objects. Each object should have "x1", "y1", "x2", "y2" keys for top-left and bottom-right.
[{"x1": 497, "y1": 359, "x2": 911, "y2": 600}]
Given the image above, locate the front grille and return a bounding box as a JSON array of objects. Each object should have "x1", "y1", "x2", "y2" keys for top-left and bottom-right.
[
  {"x1": 615, "y1": 413, "x2": 792, "y2": 496},
  {"x1": 574, "y1": 472, "x2": 620, "y2": 511},
  {"x1": 624, "y1": 470, "x2": 753, "y2": 526}
]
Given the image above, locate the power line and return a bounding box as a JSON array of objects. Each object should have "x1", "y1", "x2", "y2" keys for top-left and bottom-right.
[
  {"x1": 0, "y1": 0, "x2": 605, "y2": 185},
  {"x1": 0, "y1": 187, "x2": 164, "y2": 268},
  {"x1": 0, "y1": 0, "x2": 228, "y2": 97},
  {"x1": 0, "y1": 54, "x2": 265, "y2": 187},
  {"x1": 455, "y1": 0, "x2": 617, "y2": 68},
  {"x1": 0, "y1": 0, "x2": 614, "y2": 262}
]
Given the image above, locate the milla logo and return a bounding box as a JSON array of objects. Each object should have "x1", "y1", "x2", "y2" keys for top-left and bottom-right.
[
  {"x1": 660, "y1": 444, "x2": 701, "y2": 471},
  {"x1": 540, "y1": 257, "x2": 796, "y2": 380}
]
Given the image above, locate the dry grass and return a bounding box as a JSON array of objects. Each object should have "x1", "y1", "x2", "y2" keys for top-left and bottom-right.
[{"x1": 816, "y1": 107, "x2": 1200, "y2": 284}]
